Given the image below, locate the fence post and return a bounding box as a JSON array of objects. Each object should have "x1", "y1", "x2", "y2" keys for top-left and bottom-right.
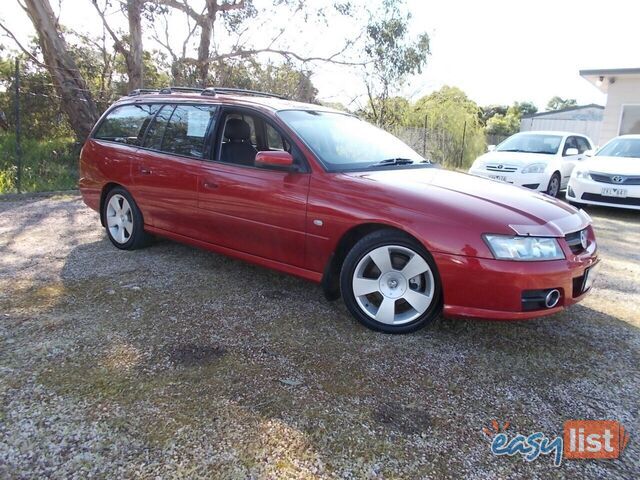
[
  {"x1": 14, "y1": 58, "x2": 22, "y2": 194},
  {"x1": 422, "y1": 114, "x2": 427, "y2": 157},
  {"x1": 459, "y1": 121, "x2": 467, "y2": 168}
]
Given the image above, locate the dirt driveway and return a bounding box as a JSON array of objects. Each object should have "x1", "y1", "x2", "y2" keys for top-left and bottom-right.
[{"x1": 1, "y1": 193, "x2": 638, "y2": 479}]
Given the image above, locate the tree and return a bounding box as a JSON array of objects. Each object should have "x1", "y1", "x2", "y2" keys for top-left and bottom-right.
[
  {"x1": 91, "y1": 0, "x2": 145, "y2": 92},
  {"x1": 409, "y1": 86, "x2": 485, "y2": 168},
  {"x1": 362, "y1": 0, "x2": 430, "y2": 127},
  {"x1": 547, "y1": 96, "x2": 577, "y2": 111},
  {"x1": 21, "y1": 0, "x2": 99, "y2": 140}
]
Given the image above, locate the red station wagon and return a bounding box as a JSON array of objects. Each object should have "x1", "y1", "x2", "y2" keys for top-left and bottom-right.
[{"x1": 79, "y1": 87, "x2": 600, "y2": 333}]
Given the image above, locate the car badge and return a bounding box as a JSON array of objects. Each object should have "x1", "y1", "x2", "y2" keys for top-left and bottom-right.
[
  {"x1": 612, "y1": 175, "x2": 624, "y2": 184},
  {"x1": 497, "y1": 164, "x2": 504, "y2": 169},
  {"x1": 580, "y1": 229, "x2": 588, "y2": 249}
]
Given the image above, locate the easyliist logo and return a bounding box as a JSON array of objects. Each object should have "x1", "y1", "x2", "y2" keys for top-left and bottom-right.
[
  {"x1": 564, "y1": 420, "x2": 630, "y2": 460},
  {"x1": 484, "y1": 419, "x2": 630, "y2": 467}
]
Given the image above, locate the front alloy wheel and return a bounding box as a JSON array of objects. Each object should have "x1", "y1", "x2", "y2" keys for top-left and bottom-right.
[{"x1": 340, "y1": 230, "x2": 442, "y2": 333}]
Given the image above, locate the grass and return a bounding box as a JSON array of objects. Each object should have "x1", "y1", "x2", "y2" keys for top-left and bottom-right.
[{"x1": 0, "y1": 133, "x2": 79, "y2": 193}]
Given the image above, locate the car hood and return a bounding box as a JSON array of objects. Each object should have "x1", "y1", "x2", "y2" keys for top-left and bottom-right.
[
  {"x1": 473, "y1": 151, "x2": 555, "y2": 167},
  {"x1": 581, "y1": 156, "x2": 640, "y2": 175},
  {"x1": 347, "y1": 168, "x2": 590, "y2": 236}
]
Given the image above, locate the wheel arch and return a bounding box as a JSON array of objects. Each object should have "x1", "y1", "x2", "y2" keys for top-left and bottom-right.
[{"x1": 321, "y1": 222, "x2": 428, "y2": 301}]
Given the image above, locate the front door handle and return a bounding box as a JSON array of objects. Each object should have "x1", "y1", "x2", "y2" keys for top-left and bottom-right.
[
  {"x1": 203, "y1": 181, "x2": 219, "y2": 190},
  {"x1": 140, "y1": 168, "x2": 152, "y2": 175}
]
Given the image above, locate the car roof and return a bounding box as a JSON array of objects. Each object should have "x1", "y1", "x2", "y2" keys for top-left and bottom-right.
[{"x1": 114, "y1": 91, "x2": 348, "y2": 115}]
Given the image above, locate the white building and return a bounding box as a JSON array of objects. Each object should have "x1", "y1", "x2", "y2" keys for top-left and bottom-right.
[
  {"x1": 520, "y1": 105, "x2": 604, "y2": 143},
  {"x1": 580, "y1": 67, "x2": 640, "y2": 145}
]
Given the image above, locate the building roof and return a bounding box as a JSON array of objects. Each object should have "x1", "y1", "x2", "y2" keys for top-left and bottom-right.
[
  {"x1": 580, "y1": 67, "x2": 640, "y2": 93},
  {"x1": 521, "y1": 104, "x2": 603, "y2": 119}
]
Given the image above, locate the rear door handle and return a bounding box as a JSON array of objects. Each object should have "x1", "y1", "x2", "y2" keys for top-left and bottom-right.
[
  {"x1": 140, "y1": 168, "x2": 152, "y2": 175},
  {"x1": 203, "y1": 181, "x2": 219, "y2": 189}
]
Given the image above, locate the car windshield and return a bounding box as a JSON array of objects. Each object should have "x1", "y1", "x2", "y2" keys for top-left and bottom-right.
[
  {"x1": 596, "y1": 138, "x2": 640, "y2": 158},
  {"x1": 277, "y1": 110, "x2": 427, "y2": 171},
  {"x1": 496, "y1": 133, "x2": 563, "y2": 155}
]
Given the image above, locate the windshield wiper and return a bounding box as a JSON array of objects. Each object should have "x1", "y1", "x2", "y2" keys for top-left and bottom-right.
[{"x1": 369, "y1": 158, "x2": 416, "y2": 167}]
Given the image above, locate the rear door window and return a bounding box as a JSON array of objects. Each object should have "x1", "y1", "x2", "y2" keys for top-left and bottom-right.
[
  {"x1": 161, "y1": 105, "x2": 217, "y2": 158},
  {"x1": 94, "y1": 104, "x2": 159, "y2": 145}
]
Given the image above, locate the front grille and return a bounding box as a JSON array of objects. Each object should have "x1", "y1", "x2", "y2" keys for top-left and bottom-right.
[
  {"x1": 565, "y1": 229, "x2": 586, "y2": 254},
  {"x1": 581, "y1": 193, "x2": 640, "y2": 206},
  {"x1": 589, "y1": 172, "x2": 640, "y2": 185},
  {"x1": 486, "y1": 164, "x2": 518, "y2": 173}
]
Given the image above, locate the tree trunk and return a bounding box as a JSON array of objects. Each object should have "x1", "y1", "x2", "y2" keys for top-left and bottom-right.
[
  {"x1": 196, "y1": 0, "x2": 217, "y2": 87},
  {"x1": 126, "y1": 0, "x2": 144, "y2": 91},
  {"x1": 23, "y1": 0, "x2": 98, "y2": 140}
]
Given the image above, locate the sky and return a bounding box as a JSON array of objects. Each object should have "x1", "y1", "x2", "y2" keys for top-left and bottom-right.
[{"x1": 3, "y1": 0, "x2": 639, "y2": 110}]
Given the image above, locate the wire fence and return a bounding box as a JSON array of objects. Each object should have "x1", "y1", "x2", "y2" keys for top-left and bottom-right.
[{"x1": 1, "y1": 58, "x2": 503, "y2": 194}]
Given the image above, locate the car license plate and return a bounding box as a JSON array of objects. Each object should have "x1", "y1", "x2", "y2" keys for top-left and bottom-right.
[
  {"x1": 582, "y1": 262, "x2": 601, "y2": 293},
  {"x1": 601, "y1": 187, "x2": 627, "y2": 198},
  {"x1": 489, "y1": 175, "x2": 507, "y2": 182}
]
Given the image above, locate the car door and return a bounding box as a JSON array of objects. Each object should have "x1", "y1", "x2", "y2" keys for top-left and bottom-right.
[
  {"x1": 560, "y1": 136, "x2": 581, "y2": 188},
  {"x1": 130, "y1": 103, "x2": 217, "y2": 237},
  {"x1": 196, "y1": 108, "x2": 310, "y2": 268}
]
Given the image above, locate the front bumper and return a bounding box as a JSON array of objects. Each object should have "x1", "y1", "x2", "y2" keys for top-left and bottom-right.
[
  {"x1": 468, "y1": 168, "x2": 548, "y2": 192},
  {"x1": 567, "y1": 176, "x2": 640, "y2": 210},
  {"x1": 433, "y1": 237, "x2": 599, "y2": 320}
]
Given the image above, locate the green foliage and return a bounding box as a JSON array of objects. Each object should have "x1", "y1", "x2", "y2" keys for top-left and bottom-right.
[
  {"x1": 0, "y1": 134, "x2": 78, "y2": 193},
  {"x1": 212, "y1": 60, "x2": 318, "y2": 103},
  {"x1": 363, "y1": 0, "x2": 430, "y2": 127},
  {"x1": 481, "y1": 101, "x2": 538, "y2": 136},
  {"x1": 409, "y1": 86, "x2": 486, "y2": 168},
  {"x1": 546, "y1": 96, "x2": 577, "y2": 111}
]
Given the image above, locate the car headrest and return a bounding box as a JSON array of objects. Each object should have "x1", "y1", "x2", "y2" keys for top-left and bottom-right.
[{"x1": 224, "y1": 118, "x2": 251, "y2": 142}]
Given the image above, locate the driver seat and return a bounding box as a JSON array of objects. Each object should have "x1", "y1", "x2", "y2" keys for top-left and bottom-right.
[{"x1": 221, "y1": 118, "x2": 257, "y2": 166}]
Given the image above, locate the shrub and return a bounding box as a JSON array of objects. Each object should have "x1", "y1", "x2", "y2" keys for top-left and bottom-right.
[{"x1": 0, "y1": 134, "x2": 79, "y2": 193}]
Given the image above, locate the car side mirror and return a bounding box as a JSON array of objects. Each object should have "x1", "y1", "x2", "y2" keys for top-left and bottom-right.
[
  {"x1": 565, "y1": 148, "x2": 579, "y2": 156},
  {"x1": 487, "y1": 145, "x2": 496, "y2": 152},
  {"x1": 584, "y1": 149, "x2": 595, "y2": 157},
  {"x1": 255, "y1": 151, "x2": 295, "y2": 170}
]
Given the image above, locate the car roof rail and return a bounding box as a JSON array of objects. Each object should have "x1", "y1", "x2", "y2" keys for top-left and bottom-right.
[
  {"x1": 128, "y1": 86, "x2": 288, "y2": 100},
  {"x1": 212, "y1": 87, "x2": 288, "y2": 100},
  {"x1": 128, "y1": 88, "x2": 161, "y2": 96}
]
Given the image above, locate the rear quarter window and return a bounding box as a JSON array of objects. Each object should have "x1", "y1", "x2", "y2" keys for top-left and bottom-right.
[{"x1": 94, "y1": 104, "x2": 160, "y2": 145}]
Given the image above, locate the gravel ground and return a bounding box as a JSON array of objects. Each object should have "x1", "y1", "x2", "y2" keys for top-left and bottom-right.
[{"x1": 0, "y1": 193, "x2": 638, "y2": 479}]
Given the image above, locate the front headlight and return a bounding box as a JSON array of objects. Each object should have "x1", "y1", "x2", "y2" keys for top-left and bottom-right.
[
  {"x1": 574, "y1": 169, "x2": 590, "y2": 179},
  {"x1": 521, "y1": 163, "x2": 545, "y2": 174},
  {"x1": 484, "y1": 234, "x2": 565, "y2": 261}
]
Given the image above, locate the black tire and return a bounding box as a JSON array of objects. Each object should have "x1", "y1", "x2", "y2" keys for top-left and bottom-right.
[
  {"x1": 339, "y1": 229, "x2": 442, "y2": 333},
  {"x1": 546, "y1": 172, "x2": 561, "y2": 197},
  {"x1": 102, "y1": 187, "x2": 149, "y2": 250}
]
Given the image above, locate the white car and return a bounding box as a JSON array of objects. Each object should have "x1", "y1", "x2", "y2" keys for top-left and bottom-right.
[
  {"x1": 567, "y1": 135, "x2": 640, "y2": 210},
  {"x1": 469, "y1": 131, "x2": 594, "y2": 197}
]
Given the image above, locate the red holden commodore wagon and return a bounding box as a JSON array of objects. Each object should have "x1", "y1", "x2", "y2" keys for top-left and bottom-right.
[{"x1": 79, "y1": 87, "x2": 600, "y2": 333}]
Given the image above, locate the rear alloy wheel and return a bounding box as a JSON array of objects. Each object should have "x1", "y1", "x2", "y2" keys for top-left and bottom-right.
[
  {"x1": 103, "y1": 187, "x2": 148, "y2": 250},
  {"x1": 546, "y1": 172, "x2": 561, "y2": 197},
  {"x1": 340, "y1": 230, "x2": 442, "y2": 333}
]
